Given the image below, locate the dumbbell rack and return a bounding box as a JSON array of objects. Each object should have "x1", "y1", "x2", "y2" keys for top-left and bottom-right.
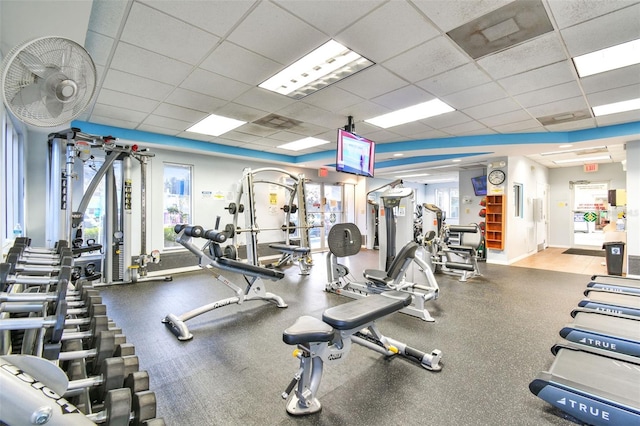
[{"x1": 0, "y1": 237, "x2": 166, "y2": 425}]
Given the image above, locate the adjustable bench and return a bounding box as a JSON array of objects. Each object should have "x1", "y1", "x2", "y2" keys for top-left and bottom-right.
[
  {"x1": 281, "y1": 291, "x2": 442, "y2": 415},
  {"x1": 163, "y1": 224, "x2": 286, "y2": 341},
  {"x1": 268, "y1": 243, "x2": 312, "y2": 275}
]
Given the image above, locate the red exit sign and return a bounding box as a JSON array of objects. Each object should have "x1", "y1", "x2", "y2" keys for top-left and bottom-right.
[{"x1": 584, "y1": 163, "x2": 598, "y2": 172}]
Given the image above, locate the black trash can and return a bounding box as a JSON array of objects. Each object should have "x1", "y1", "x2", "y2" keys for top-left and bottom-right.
[{"x1": 602, "y1": 241, "x2": 625, "y2": 276}]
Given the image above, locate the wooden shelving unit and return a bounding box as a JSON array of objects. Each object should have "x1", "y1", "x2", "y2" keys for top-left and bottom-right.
[{"x1": 485, "y1": 194, "x2": 505, "y2": 250}]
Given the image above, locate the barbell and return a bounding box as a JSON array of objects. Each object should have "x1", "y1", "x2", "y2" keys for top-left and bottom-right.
[
  {"x1": 224, "y1": 222, "x2": 322, "y2": 236},
  {"x1": 224, "y1": 202, "x2": 245, "y2": 214}
]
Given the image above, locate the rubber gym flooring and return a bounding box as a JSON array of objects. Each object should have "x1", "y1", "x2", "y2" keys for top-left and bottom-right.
[{"x1": 98, "y1": 250, "x2": 590, "y2": 425}]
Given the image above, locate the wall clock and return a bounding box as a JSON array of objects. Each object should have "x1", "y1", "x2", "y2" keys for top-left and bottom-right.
[{"x1": 488, "y1": 169, "x2": 506, "y2": 185}]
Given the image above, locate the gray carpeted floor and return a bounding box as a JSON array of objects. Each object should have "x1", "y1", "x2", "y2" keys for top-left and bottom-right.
[{"x1": 98, "y1": 250, "x2": 590, "y2": 425}]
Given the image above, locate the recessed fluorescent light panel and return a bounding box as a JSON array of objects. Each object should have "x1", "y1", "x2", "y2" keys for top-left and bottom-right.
[
  {"x1": 187, "y1": 114, "x2": 246, "y2": 136},
  {"x1": 553, "y1": 155, "x2": 611, "y2": 164},
  {"x1": 573, "y1": 38, "x2": 640, "y2": 77},
  {"x1": 592, "y1": 98, "x2": 640, "y2": 117},
  {"x1": 259, "y1": 40, "x2": 374, "y2": 99},
  {"x1": 277, "y1": 137, "x2": 330, "y2": 151},
  {"x1": 365, "y1": 99, "x2": 455, "y2": 129}
]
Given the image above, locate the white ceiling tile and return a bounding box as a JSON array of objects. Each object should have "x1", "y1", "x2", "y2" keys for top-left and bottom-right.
[
  {"x1": 120, "y1": 2, "x2": 219, "y2": 65},
  {"x1": 477, "y1": 32, "x2": 567, "y2": 79},
  {"x1": 560, "y1": 3, "x2": 640, "y2": 56},
  {"x1": 89, "y1": 115, "x2": 139, "y2": 130},
  {"x1": 233, "y1": 123, "x2": 280, "y2": 138},
  {"x1": 493, "y1": 118, "x2": 543, "y2": 133},
  {"x1": 336, "y1": 1, "x2": 440, "y2": 63},
  {"x1": 180, "y1": 69, "x2": 251, "y2": 101},
  {"x1": 335, "y1": 65, "x2": 407, "y2": 99},
  {"x1": 416, "y1": 64, "x2": 492, "y2": 98},
  {"x1": 139, "y1": 0, "x2": 256, "y2": 37},
  {"x1": 200, "y1": 41, "x2": 282, "y2": 85},
  {"x1": 442, "y1": 82, "x2": 507, "y2": 110},
  {"x1": 371, "y1": 85, "x2": 435, "y2": 110},
  {"x1": 412, "y1": 0, "x2": 511, "y2": 32},
  {"x1": 463, "y1": 98, "x2": 521, "y2": 120},
  {"x1": 164, "y1": 88, "x2": 228, "y2": 113},
  {"x1": 480, "y1": 109, "x2": 533, "y2": 127},
  {"x1": 274, "y1": 0, "x2": 384, "y2": 35},
  {"x1": 88, "y1": 0, "x2": 129, "y2": 38},
  {"x1": 382, "y1": 36, "x2": 470, "y2": 83},
  {"x1": 152, "y1": 103, "x2": 208, "y2": 123},
  {"x1": 403, "y1": 129, "x2": 449, "y2": 140},
  {"x1": 218, "y1": 130, "x2": 261, "y2": 143},
  {"x1": 389, "y1": 121, "x2": 434, "y2": 137},
  {"x1": 234, "y1": 88, "x2": 297, "y2": 113},
  {"x1": 302, "y1": 86, "x2": 364, "y2": 112},
  {"x1": 581, "y1": 64, "x2": 640, "y2": 95},
  {"x1": 174, "y1": 131, "x2": 214, "y2": 142},
  {"x1": 137, "y1": 123, "x2": 180, "y2": 135},
  {"x1": 441, "y1": 120, "x2": 489, "y2": 136},
  {"x1": 276, "y1": 103, "x2": 342, "y2": 129},
  {"x1": 84, "y1": 31, "x2": 114, "y2": 67},
  {"x1": 587, "y1": 84, "x2": 640, "y2": 106},
  {"x1": 227, "y1": 1, "x2": 327, "y2": 65},
  {"x1": 142, "y1": 114, "x2": 192, "y2": 132},
  {"x1": 548, "y1": 0, "x2": 639, "y2": 30},
  {"x1": 421, "y1": 110, "x2": 472, "y2": 129},
  {"x1": 96, "y1": 88, "x2": 159, "y2": 113},
  {"x1": 92, "y1": 103, "x2": 150, "y2": 122},
  {"x1": 595, "y1": 109, "x2": 640, "y2": 126},
  {"x1": 110, "y1": 43, "x2": 193, "y2": 85},
  {"x1": 515, "y1": 81, "x2": 584, "y2": 108},
  {"x1": 526, "y1": 96, "x2": 590, "y2": 118},
  {"x1": 498, "y1": 61, "x2": 576, "y2": 96},
  {"x1": 337, "y1": 101, "x2": 391, "y2": 122},
  {"x1": 215, "y1": 102, "x2": 269, "y2": 123},
  {"x1": 102, "y1": 68, "x2": 175, "y2": 102}
]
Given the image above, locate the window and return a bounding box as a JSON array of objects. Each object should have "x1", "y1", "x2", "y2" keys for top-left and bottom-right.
[
  {"x1": 435, "y1": 187, "x2": 459, "y2": 221},
  {"x1": 514, "y1": 183, "x2": 523, "y2": 218},
  {"x1": 2, "y1": 112, "x2": 24, "y2": 240},
  {"x1": 163, "y1": 163, "x2": 192, "y2": 248}
]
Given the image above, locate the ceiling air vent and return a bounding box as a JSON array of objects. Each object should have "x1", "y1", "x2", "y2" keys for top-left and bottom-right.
[
  {"x1": 536, "y1": 109, "x2": 592, "y2": 126},
  {"x1": 447, "y1": 0, "x2": 553, "y2": 59},
  {"x1": 253, "y1": 114, "x2": 303, "y2": 130}
]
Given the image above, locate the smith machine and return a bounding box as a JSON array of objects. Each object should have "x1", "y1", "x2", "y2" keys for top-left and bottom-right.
[
  {"x1": 224, "y1": 167, "x2": 315, "y2": 274},
  {"x1": 46, "y1": 128, "x2": 170, "y2": 285}
]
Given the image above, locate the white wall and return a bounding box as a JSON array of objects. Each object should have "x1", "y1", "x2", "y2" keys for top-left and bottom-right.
[
  {"x1": 625, "y1": 140, "x2": 639, "y2": 277},
  {"x1": 548, "y1": 162, "x2": 626, "y2": 248},
  {"x1": 458, "y1": 168, "x2": 486, "y2": 226}
]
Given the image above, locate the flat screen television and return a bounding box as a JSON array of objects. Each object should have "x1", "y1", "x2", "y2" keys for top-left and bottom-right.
[
  {"x1": 471, "y1": 175, "x2": 487, "y2": 196},
  {"x1": 336, "y1": 128, "x2": 375, "y2": 178}
]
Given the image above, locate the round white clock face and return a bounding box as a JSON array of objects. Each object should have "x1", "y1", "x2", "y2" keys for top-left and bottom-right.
[{"x1": 488, "y1": 169, "x2": 505, "y2": 185}]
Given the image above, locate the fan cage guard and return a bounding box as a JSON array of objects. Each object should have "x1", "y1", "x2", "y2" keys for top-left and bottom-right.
[{"x1": 1, "y1": 36, "x2": 97, "y2": 127}]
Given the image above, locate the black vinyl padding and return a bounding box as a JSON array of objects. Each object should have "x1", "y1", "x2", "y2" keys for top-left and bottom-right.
[
  {"x1": 216, "y1": 257, "x2": 284, "y2": 280},
  {"x1": 269, "y1": 243, "x2": 310, "y2": 254},
  {"x1": 322, "y1": 291, "x2": 411, "y2": 330},
  {"x1": 283, "y1": 315, "x2": 335, "y2": 345}
]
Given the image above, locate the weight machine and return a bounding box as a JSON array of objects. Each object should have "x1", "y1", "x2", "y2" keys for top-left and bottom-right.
[
  {"x1": 46, "y1": 128, "x2": 170, "y2": 285},
  {"x1": 224, "y1": 167, "x2": 315, "y2": 274}
]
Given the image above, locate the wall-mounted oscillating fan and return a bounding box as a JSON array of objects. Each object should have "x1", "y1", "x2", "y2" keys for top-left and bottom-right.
[{"x1": 0, "y1": 36, "x2": 96, "y2": 127}]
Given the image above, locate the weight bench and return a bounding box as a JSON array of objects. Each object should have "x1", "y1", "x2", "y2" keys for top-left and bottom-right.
[
  {"x1": 281, "y1": 291, "x2": 442, "y2": 415},
  {"x1": 268, "y1": 243, "x2": 312, "y2": 275},
  {"x1": 163, "y1": 224, "x2": 287, "y2": 341}
]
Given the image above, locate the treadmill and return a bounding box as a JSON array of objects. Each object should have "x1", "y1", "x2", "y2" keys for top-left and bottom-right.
[
  {"x1": 577, "y1": 291, "x2": 640, "y2": 318},
  {"x1": 530, "y1": 347, "x2": 640, "y2": 426},
  {"x1": 559, "y1": 311, "x2": 640, "y2": 357},
  {"x1": 586, "y1": 275, "x2": 640, "y2": 297}
]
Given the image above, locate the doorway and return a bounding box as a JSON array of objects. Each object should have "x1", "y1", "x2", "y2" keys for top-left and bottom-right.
[
  {"x1": 571, "y1": 182, "x2": 608, "y2": 248},
  {"x1": 305, "y1": 182, "x2": 345, "y2": 250}
]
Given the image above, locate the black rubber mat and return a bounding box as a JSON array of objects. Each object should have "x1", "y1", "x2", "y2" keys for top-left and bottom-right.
[{"x1": 562, "y1": 248, "x2": 605, "y2": 257}]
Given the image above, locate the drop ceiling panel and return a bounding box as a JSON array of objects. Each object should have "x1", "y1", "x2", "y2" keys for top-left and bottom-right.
[
  {"x1": 87, "y1": 0, "x2": 129, "y2": 39},
  {"x1": 274, "y1": 0, "x2": 384, "y2": 36},
  {"x1": 102, "y1": 69, "x2": 174, "y2": 101},
  {"x1": 527, "y1": 96, "x2": 590, "y2": 118},
  {"x1": 480, "y1": 109, "x2": 534, "y2": 128},
  {"x1": 476, "y1": 32, "x2": 566, "y2": 79},
  {"x1": 226, "y1": 1, "x2": 326, "y2": 65},
  {"x1": 84, "y1": 31, "x2": 115, "y2": 67},
  {"x1": 121, "y1": 2, "x2": 219, "y2": 65},
  {"x1": 580, "y1": 64, "x2": 640, "y2": 95},
  {"x1": 110, "y1": 43, "x2": 193, "y2": 85},
  {"x1": 463, "y1": 98, "x2": 521, "y2": 120},
  {"x1": 371, "y1": 85, "x2": 435, "y2": 110},
  {"x1": 336, "y1": 1, "x2": 440, "y2": 63},
  {"x1": 234, "y1": 88, "x2": 296, "y2": 113},
  {"x1": 96, "y1": 89, "x2": 159, "y2": 113},
  {"x1": 215, "y1": 102, "x2": 269, "y2": 123},
  {"x1": 139, "y1": 0, "x2": 256, "y2": 38},
  {"x1": 301, "y1": 86, "x2": 364, "y2": 112},
  {"x1": 497, "y1": 60, "x2": 575, "y2": 96},
  {"x1": 92, "y1": 103, "x2": 150, "y2": 123},
  {"x1": 180, "y1": 69, "x2": 251, "y2": 101},
  {"x1": 200, "y1": 42, "x2": 282, "y2": 86},
  {"x1": 412, "y1": 0, "x2": 510, "y2": 33},
  {"x1": 546, "y1": 0, "x2": 636, "y2": 29},
  {"x1": 143, "y1": 114, "x2": 192, "y2": 132},
  {"x1": 382, "y1": 37, "x2": 470, "y2": 83},
  {"x1": 164, "y1": 88, "x2": 227, "y2": 113},
  {"x1": 152, "y1": 103, "x2": 207, "y2": 123},
  {"x1": 514, "y1": 81, "x2": 583, "y2": 108},
  {"x1": 559, "y1": 3, "x2": 640, "y2": 56},
  {"x1": 422, "y1": 110, "x2": 473, "y2": 129},
  {"x1": 587, "y1": 84, "x2": 640, "y2": 106},
  {"x1": 336, "y1": 101, "x2": 391, "y2": 123},
  {"x1": 415, "y1": 64, "x2": 492, "y2": 98},
  {"x1": 441, "y1": 82, "x2": 507, "y2": 110},
  {"x1": 493, "y1": 118, "x2": 543, "y2": 133},
  {"x1": 334, "y1": 66, "x2": 407, "y2": 99}
]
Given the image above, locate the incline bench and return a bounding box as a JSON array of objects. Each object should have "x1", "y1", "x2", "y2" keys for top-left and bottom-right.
[
  {"x1": 281, "y1": 290, "x2": 442, "y2": 415},
  {"x1": 268, "y1": 243, "x2": 312, "y2": 275}
]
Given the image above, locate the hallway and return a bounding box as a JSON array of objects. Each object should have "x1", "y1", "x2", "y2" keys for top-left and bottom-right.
[{"x1": 511, "y1": 247, "x2": 608, "y2": 276}]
